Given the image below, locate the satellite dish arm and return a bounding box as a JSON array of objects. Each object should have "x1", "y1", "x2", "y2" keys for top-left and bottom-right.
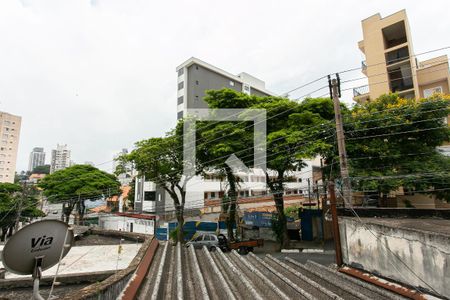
[{"x1": 33, "y1": 256, "x2": 45, "y2": 300}]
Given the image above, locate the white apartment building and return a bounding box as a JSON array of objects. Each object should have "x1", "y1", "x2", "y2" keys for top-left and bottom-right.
[
  {"x1": 112, "y1": 148, "x2": 135, "y2": 185},
  {"x1": 0, "y1": 112, "x2": 21, "y2": 183},
  {"x1": 50, "y1": 144, "x2": 71, "y2": 173},
  {"x1": 28, "y1": 147, "x2": 46, "y2": 172}
]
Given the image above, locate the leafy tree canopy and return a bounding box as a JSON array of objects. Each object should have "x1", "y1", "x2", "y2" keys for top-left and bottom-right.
[
  {"x1": 323, "y1": 93, "x2": 450, "y2": 201},
  {"x1": 0, "y1": 183, "x2": 44, "y2": 240},
  {"x1": 32, "y1": 165, "x2": 51, "y2": 174},
  {"x1": 39, "y1": 164, "x2": 121, "y2": 201}
]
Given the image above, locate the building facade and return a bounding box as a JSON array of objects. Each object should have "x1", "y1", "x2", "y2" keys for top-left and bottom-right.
[
  {"x1": 176, "y1": 57, "x2": 274, "y2": 119},
  {"x1": 353, "y1": 10, "x2": 450, "y2": 103},
  {"x1": 0, "y1": 112, "x2": 21, "y2": 183},
  {"x1": 28, "y1": 147, "x2": 46, "y2": 172},
  {"x1": 50, "y1": 144, "x2": 71, "y2": 173},
  {"x1": 352, "y1": 10, "x2": 450, "y2": 208}
]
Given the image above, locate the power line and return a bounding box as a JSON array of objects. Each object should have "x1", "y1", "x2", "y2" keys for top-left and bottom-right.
[
  {"x1": 347, "y1": 125, "x2": 448, "y2": 141},
  {"x1": 336, "y1": 46, "x2": 450, "y2": 75}
]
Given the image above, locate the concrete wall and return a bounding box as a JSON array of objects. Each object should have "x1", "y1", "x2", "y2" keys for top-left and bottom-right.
[
  {"x1": 98, "y1": 215, "x2": 154, "y2": 235},
  {"x1": 339, "y1": 217, "x2": 450, "y2": 298}
]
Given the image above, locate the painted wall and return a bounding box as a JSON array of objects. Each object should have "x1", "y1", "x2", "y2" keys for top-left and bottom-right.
[
  {"x1": 339, "y1": 217, "x2": 450, "y2": 298},
  {"x1": 99, "y1": 215, "x2": 154, "y2": 235}
]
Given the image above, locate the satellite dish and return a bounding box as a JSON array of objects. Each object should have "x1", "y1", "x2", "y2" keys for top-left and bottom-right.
[{"x1": 1, "y1": 220, "x2": 74, "y2": 300}]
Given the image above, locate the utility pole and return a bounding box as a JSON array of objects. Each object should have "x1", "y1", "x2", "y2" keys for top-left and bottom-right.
[
  {"x1": 307, "y1": 178, "x2": 311, "y2": 206},
  {"x1": 328, "y1": 180, "x2": 343, "y2": 266},
  {"x1": 329, "y1": 74, "x2": 352, "y2": 205}
]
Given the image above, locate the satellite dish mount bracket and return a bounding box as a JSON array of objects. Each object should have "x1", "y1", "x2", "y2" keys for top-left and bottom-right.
[{"x1": 32, "y1": 256, "x2": 45, "y2": 300}]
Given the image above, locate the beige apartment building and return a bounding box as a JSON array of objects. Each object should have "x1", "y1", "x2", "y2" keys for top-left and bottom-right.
[
  {"x1": 0, "y1": 112, "x2": 21, "y2": 183},
  {"x1": 353, "y1": 10, "x2": 450, "y2": 104},
  {"x1": 353, "y1": 10, "x2": 450, "y2": 208}
]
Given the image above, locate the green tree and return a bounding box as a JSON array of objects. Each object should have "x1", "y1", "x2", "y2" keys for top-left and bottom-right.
[
  {"x1": 117, "y1": 130, "x2": 188, "y2": 243},
  {"x1": 0, "y1": 183, "x2": 44, "y2": 241},
  {"x1": 201, "y1": 89, "x2": 334, "y2": 246},
  {"x1": 323, "y1": 93, "x2": 450, "y2": 203},
  {"x1": 32, "y1": 164, "x2": 51, "y2": 174},
  {"x1": 39, "y1": 165, "x2": 120, "y2": 223},
  {"x1": 198, "y1": 90, "x2": 258, "y2": 241},
  {"x1": 253, "y1": 96, "x2": 334, "y2": 248}
]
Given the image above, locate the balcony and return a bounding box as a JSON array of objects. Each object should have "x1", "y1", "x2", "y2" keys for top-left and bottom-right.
[
  {"x1": 353, "y1": 85, "x2": 369, "y2": 97},
  {"x1": 353, "y1": 85, "x2": 370, "y2": 104},
  {"x1": 386, "y1": 46, "x2": 409, "y2": 66}
]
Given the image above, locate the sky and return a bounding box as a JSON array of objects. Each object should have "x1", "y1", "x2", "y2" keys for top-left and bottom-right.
[{"x1": 0, "y1": 0, "x2": 449, "y2": 173}]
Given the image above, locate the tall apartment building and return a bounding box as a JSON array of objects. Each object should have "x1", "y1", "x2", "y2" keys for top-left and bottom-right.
[
  {"x1": 50, "y1": 144, "x2": 71, "y2": 173},
  {"x1": 353, "y1": 10, "x2": 450, "y2": 103},
  {"x1": 28, "y1": 147, "x2": 46, "y2": 172},
  {"x1": 176, "y1": 57, "x2": 274, "y2": 119},
  {"x1": 0, "y1": 112, "x2": 21, "y2": 183}
]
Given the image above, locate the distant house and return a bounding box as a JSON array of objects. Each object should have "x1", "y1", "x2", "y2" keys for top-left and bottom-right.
[{"x1": 28, "y1": 173, "x2": 46, "y2": 184}]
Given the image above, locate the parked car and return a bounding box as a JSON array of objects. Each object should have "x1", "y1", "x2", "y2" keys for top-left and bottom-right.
[
  {"x1": 185, "y1": 233, "x2": 219, "y2": 251},
  {"x1": 362, "y1": 194, "x2": 379, "y2": 207}
]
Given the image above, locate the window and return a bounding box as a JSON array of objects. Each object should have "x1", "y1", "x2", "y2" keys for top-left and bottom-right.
[
  {"x1": 195, "y1": 65, "x2": 199, "y2": 70},
  {"x1": 203, "y1": 235, "x2": 211, "y2": 241},
  {"x1": 177, "y1": 111, "x2": 183, "y2": 120},
  {"x1": 178, "y1": 68, "x2": 184, "y2": 76},
  {"x1": 229, "y1": 81, "x2": 235, "y2": 86},
  {"x1": 210, "y1": 192, "x2": 216, "y2": 199},
  {"x1": 196, "y1": 80, "x2": 199, "y2": 85},
  {"x1": 195, "y1": 95, "x2": 199, "y2": 101},
  {"x1": 3, "y1": 121, "x2": 10, "y2": 126},
  {"x1": 144, "y1": 191, "x2": 156, "y2": 201},
  {"x1": 177, "y1": 96, "x2": 183, "y2": 105},
  {"x1": 194, "y1": 235, "x2": 203, "y2": 242},
  {"x1": 423, "y1": 86, "x2": 443, "y2": 98},
  {"x1": 178, "y1": 81, "x2": 184, "y2": 90},
  {"x1": 5, "y1": 128, "x2": 9, "y2": 131},
  {"x1": 242, "y1": 83, "x2": 251, "y2": 95}
]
